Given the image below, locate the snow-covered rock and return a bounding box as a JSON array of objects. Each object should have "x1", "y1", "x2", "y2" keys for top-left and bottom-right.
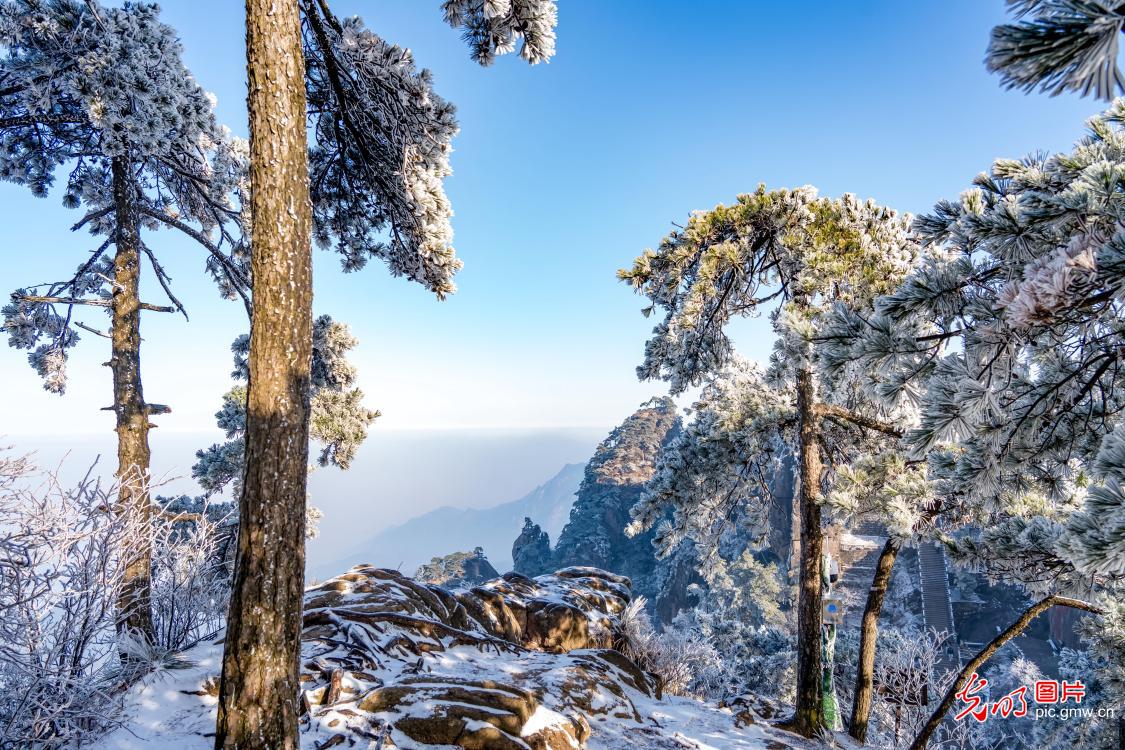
[{"x1": 89, "y1": 566, "x2": 813, "y2": 749}]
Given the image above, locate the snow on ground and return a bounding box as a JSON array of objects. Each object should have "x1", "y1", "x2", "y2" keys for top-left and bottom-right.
[
  {"x1": 87, "y1": 567, "x2": 844, "y2": 750},
  {"x1": 86, "y1": 635, "x2": 826, "y2": 750},
  {"x1": 588, "y1": 693, "x2": 805, "y2": 750},
  {"x1": 839, "y1": 533, "x2": 882, "y2": 551},
  {"x1": 89, "y1": 637, "x2": 223, "y2": 749}
]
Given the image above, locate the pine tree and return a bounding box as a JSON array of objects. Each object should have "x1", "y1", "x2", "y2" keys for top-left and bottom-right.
[
  {"x1": 217, "y1": 1, "x2": 311, "y2": 745},
  {"x1": 193, "y1": 316, "x2": 379, "y2": 500},
  {"x1": 826, "y1": 103, "x2": 1125, "y2": 585},
  {"x1": 824, "y1": 101, "x2": 1125, "y2": 747},
  {"x1": 218, "y1": 1, "x2": 558, "y2": 746},
  {"x1": 0, "y1": 0, "x2": 247, "y2": 647},
  {"x1": 621, "y1": 186, "x2": 917, "y2": 737}
]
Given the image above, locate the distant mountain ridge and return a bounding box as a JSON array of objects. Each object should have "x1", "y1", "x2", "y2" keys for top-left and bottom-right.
[{"x1": 322, "y1": 462, "x2": 584, "y2": 577}]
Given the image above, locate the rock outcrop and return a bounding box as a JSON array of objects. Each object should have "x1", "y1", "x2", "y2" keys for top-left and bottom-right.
[
  {"x1": 91, "y1": 565, "x2": 804, "y2": 750},
  {"x1": 512, "y1": 517, "x2": 553, "y2": 577},
  {"x1": 415, "y1": 548, "x2": 501, "y2": 587},
  {"x1": 550, "y1": 398, "x2": 681, "y2": 575},
  {"x1": 300, "y1": 565, "x2": 659, "y2": 748}
]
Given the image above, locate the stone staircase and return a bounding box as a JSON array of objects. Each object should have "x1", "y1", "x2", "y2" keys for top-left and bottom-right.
[
  {"x1": 836, "y1": 520, "x2": 887, "y2": 629},
  {"x1": 917, "y1": 540, "x2": 961, "y2": 674},
  {"x1": 833, "y1": 523, "x2": 963, "y2": 677}
]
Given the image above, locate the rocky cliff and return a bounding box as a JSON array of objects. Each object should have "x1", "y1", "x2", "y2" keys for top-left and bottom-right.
[
  {"x1": 512, "y1": 517, "x2": 553, "y2": 577},
  {"x1": 512, "y1": 398, "x2": 703, "y2": 622}
]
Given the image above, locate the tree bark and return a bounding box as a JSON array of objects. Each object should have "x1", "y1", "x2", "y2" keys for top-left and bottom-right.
[
  {"x1": 214, "y1": 0, "x2": 313, "y2": 747},
  {"x1": 848, "y1": 536, "x2": 901, "y2": 743},
  {"x1": 784, "y1": 365, "x2": 826, "y2": 737},
  {"x1": 907, "y1": 595, "x2": 1103, "y2": 750},
  {"x1": 110, "y1": 155, "x2": 155, "y2": 646}
]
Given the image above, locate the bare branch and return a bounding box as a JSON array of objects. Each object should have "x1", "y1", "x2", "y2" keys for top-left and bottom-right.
[
  {"x1": 140, "y1": 242, "x2": 188, "y2": 321},
  {"x1": 815, "y1": 403, "x2": 904, "y2": 438},
  {"x1": 15, "y1": 294, "x2": 175, "y2": 313},
  {"x1": 74, "y1": 321, "x2": 110, "y2": 338},
  {"x1": 135, "y1": 206, "x2": 251, "y2": 316}
]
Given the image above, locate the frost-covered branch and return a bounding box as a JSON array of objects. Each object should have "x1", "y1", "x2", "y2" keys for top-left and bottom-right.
[
  {"x1": 301, "y1": 0, "x2": 461, "y2": 297},
  {"x1": 16, "y1": 294, "x2": 175, "y2": 313},
  {"x1": 988, "y1": 0, "x2": 1125, "y2": 100},
  {"x1": 825, "y1": 101, "x2": 1125, "y2": 582},
  {"x1": 441, "y1": 0, "x2": 558, "y2": 65}
]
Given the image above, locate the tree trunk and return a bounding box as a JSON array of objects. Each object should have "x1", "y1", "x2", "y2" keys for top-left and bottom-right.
[
  {"x1": 848, "y1": 536, "x2": 901, "y2": 743},
  {"x1": 110, "y1": 155, "x2": 155, "y2": 647},
  {"x1": 907, "y1": 595, "x2": 1103, "y2": 750},
  {"x1": 214, "y1": 0, "x2": 313, "y2": 747},
  {"x1": 784, "y1": 365, "x2": 826, "y2": 737}
]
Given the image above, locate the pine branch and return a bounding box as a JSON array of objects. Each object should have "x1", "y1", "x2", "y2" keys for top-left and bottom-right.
[
  {"x1": 99, "y1": 403, "x2": 171, "y2": 415},
  {"x1": 815, "y1": 404, "x2": 904, "y2": 437},
  {"x1": 16, "y1": 294, "x2": 174, "y2": 313},
  {"x1": 70, "y1": 207, "x2": 114, "y2": 232},
  {"x1": 74, "y1": 321, "x2": 109, "y2": 338},
  {"x1": 135, "y1": 206, "x2": 251, "y2": 315},
  {"x1": 140, "y1": 242, "x2": 188, "y2": 321},
  {"x1": 0, "y1": 113, "x2": 86, "y2": 129}
]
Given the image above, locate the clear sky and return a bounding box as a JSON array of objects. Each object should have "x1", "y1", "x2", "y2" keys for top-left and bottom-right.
[{"x1": 0, "y1": 0, "x2": 1104, "y2": 436}]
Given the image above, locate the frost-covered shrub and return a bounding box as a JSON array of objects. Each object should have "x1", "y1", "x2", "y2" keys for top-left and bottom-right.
[
  {"x1": 0, "y1": 454, "x2": 129, "y2": 746},
  {"x1": 150, "y1": 505, "x2": 232, "y2": 653},
  {"x1": 616, "y1": 597, "x2": 723, "y2": 698},
  {"x1": 832, "y1": 625, "x2": 959, "y2": 749},
  {"x1": 0, "y1": 451, "x2": 230, "y2": 747},
  {"x1": 876, "y1": 627, "x2": 955, "y2": 747},
  {"x1": 710, "y1": 623, "x2": 798, "y2": 705},
  {"x1": 627, "y1": 552, "x2": 799, "y2": 704},
  {"x1": 691, "y1": 554, "x2": 796, "y2": 701}
]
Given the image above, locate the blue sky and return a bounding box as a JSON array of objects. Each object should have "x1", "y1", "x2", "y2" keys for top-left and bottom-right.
[{"x1": 0, "y1": 0, "x2": 1104, "y2": 436}]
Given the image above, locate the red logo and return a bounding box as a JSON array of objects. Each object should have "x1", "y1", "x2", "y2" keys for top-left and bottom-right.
[
  {"x1": 955, "y1": 674, "x2": 1086, "y2": 722},
  {"x1": 954, "y1": 673, "x2": 989, "y2": 722}
]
